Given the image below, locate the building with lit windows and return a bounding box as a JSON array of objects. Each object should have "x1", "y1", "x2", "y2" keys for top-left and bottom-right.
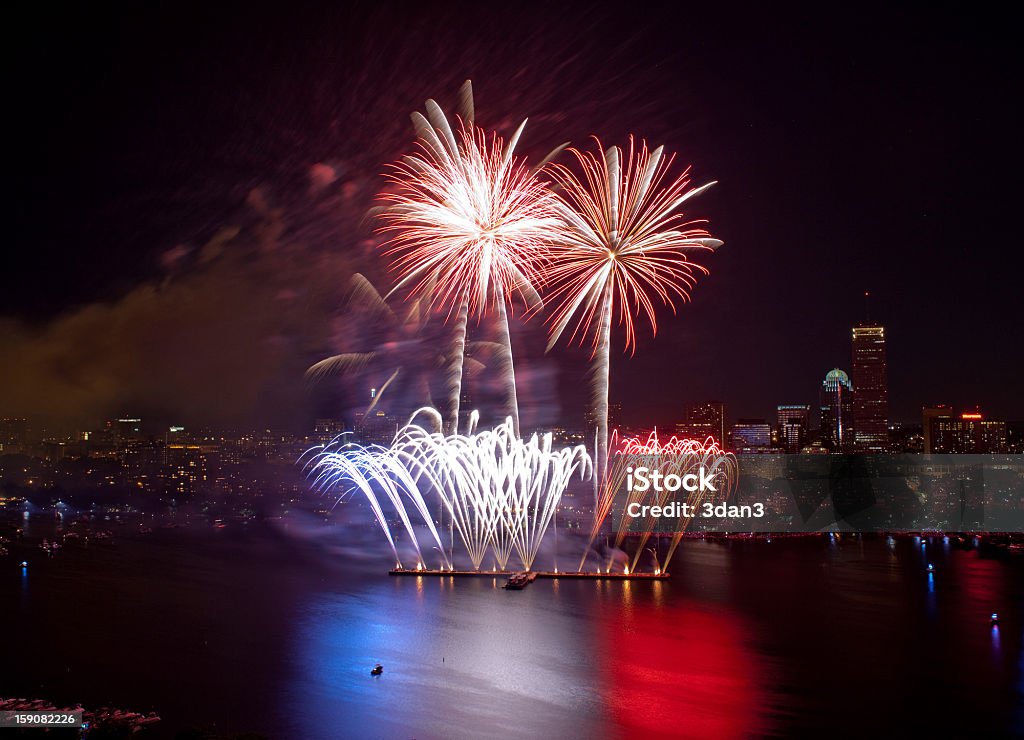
[
  {"x1": 931, "y1": 411, "x2": 1009, "y2": 453},
  {"x1": 777, "y1": 405, "x2": 811, "y2": 453},
  {"x1": 730, "y1": 419, "x2": 771, "y2": 450},
  {"x1": 313, "y1": 418, "x2": 344, "y2": 444},
  {"x1": 851, "y1": 324, "x2": 888, "y2": 452},
  {"x1": 165, "y1": 444, "x2": 208, "y2": 495},
  {"x1": 922, "y1": 405, "x2": 953, "y2": 454},
  {"x1": 820, "y1": 369, "x2": 854, "y2": 452},
  {"x1": 676, "y1": 401, "x2": 726, "y2": 445}
]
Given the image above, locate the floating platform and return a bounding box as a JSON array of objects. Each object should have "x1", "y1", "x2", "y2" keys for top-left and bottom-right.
[{"x1": 388, "y1": 568, "x2": 669, "y2": 580}]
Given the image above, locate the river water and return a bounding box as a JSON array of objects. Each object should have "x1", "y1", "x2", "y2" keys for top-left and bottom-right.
[{"x1": 2, "y1": 518, "x2": 1022, "y2": 738}]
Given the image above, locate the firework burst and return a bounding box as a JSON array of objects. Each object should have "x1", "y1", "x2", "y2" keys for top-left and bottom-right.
[
  {"x1": 380, "y1": 121, "x2": 558, "y2": 317},
  {"x1": 543, "y1": 137, "x2": 722, "y2": 353},
  {"x1": 377, "y1": 83, "x2": 562, "y2": 434},
  {"x1": 541, "y1": 137, "x2": 722, "y2": 501}
]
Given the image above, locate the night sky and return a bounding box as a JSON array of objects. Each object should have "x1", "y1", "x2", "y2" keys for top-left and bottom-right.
[{"x1": 3, "y1": 2, "x2": 1020, "y2": 429}]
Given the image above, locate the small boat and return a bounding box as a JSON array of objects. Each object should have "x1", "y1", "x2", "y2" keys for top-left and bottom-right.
[
  {"x1": 504, "y1": 573, "x2": 529, "y2": 590},
  {"x1": 371, "y1": 663, "x2": 383, "y2": 676}
]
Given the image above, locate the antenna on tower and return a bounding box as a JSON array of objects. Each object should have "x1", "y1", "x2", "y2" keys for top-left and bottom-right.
[{"x1": 863, "y1": 290, "x2": 871, "y2": 323}]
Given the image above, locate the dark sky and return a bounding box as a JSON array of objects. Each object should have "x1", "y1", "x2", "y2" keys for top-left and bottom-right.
[{"x1": 3, "y1": 1, "x2": 1021, "y2": 429}]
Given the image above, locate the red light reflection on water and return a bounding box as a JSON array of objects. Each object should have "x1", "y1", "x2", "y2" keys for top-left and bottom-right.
[{"x1": 599, "y1": 600, "x2": 770, "y2": 739}]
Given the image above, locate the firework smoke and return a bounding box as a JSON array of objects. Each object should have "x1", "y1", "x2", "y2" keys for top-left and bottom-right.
[{"x1": 305, "y1": 273, "x2": 441, "y2": 416}]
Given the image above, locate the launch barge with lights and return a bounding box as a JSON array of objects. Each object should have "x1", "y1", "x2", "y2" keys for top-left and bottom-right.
[{"x1": 388, "y1": 568, "x2": 670, "y2": 580}]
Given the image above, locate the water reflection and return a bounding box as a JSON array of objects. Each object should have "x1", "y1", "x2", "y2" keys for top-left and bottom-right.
[
  {"x1": 286, "y1": 578, "x2": 608, "y2": 739},
  {"x1": 598, "y1": 600, "x2": 769, "y2": 738},
  {"x1": 3, "y1": 524, "x2": 1022, "y2": 738}
]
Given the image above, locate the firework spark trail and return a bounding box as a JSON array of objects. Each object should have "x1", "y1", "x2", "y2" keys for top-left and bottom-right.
[
  {"x1": 391, "y1": 411, "x2": 498, "y2": 568},
  {"x1": 377, "y1": 82, "x2": 560, "y2": 435},
  {"x1": 394, "y1": 409, "x2": 592, "y2": 570},
  {"x1": 304, "y1": 438, "x2": 452, "y2": 570},
  {"x1": 308, "y1": 408, "x2": 591, "y2": 572},
  {"x1": 576, "y1": 430, "x2": 738, "y2": 572},
  {"x1": 578, "y1": 429, "x2": 630, "y2": 572},
  {"x1": 541, "y1": 137, "x2": 722, "y2": 505},
  {"x1": 659, "y1": 448, "x2": 738, "y2": 569},
  {"x1": 614, "y1": 432, "x2": 737, "y2": 573}
]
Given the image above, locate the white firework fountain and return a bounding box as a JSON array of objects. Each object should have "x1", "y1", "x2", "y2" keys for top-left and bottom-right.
[{"x1": 305, "y1": 408, "x2": 591, "y2": 572}]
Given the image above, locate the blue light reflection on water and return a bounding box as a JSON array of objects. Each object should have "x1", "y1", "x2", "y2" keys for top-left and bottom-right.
[{"x1": 282, "y1": 577, "x2": 607, "y2": 740}]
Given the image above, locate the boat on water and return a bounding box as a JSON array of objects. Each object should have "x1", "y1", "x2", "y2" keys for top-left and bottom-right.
[
  {"x1": 371, "y1": 663, "x2": 383, "y2": 676},
  {"x1": 504, "y1": 572, "x2": 532, "y2": 590}
]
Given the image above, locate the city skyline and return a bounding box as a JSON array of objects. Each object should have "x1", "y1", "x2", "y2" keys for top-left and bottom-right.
[{"x1": 3, "y1": 308, "x2": 1021, "y2": 436}]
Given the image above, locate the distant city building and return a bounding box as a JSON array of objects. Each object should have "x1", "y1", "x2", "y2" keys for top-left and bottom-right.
[
  {"x1": 930, "y1": 410, "x2": 1009, "y2": 454},
  {"x1": 777, "y1": 405, "x2": 810, "y2": 453},
  {"x1": 313, "y1": 418, "x2": 344, "y2": 444},
  {"x1": 121, "y1": 439, "x2": 163, "y2": 491},
  {"x1": 583, "y1": 403, "x2": 622, "y2": 438},
  {"x1": 730, "y1": 419, "x2": 771, "y2": 450},
  {"x1": 922, "y1": 405, "x2": 953, "y2": 454},
  {"x1": 676, "y1": 401, "x2": 726, "y2": 445},
  {"x1": 851, "y1": 324, "x2": 889, "y2": 452},
  {"x1": 166, "y1": 425, "x2": 188, "y2": 447},
  {"x1": 1008, "y1": 421, "x2": 1024, "y2": 454},
  {"x1": 820, "y1": 369, "x2": 854, "y2": 452},
  {"x1": 609, "y1": 403, "x2": 622, "y2": 433},
  {"x1": 115, "y1": 417, "x2": 144, "y2": 443},
  {"x1": 888, "y1": 422, "x2": 924, "y2": 453},
  {"x1": 358, "y1": 410, "x2": 398, "y2": 445},
  {"x1": 459, "y1": 387, "x2": 474, "y2": 433},
  {"x1": 0, "y1": 417, "x2": 28, "y2": 453},
  {"x1": 165, "y1": 444, "x2": 207, "y2": 496}
]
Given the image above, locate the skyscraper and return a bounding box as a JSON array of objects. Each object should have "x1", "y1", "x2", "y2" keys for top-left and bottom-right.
[
  {"x1": 820, "y1": 369, "x2": 854, "y2": 452},
  {"x1": 851, "y1": 324, "x2": 889, "y2": 452},
  {"x1": 777, "y1": 404, "x2": 811, "y2": 453},
  {"x1": 677, "y1": 401, "x2": 726, "y2": 445}
]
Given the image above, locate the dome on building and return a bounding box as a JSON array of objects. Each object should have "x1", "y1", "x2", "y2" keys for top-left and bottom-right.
[{"x1": 823, "y1": 368, "x2": 852, "y2": 390}]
